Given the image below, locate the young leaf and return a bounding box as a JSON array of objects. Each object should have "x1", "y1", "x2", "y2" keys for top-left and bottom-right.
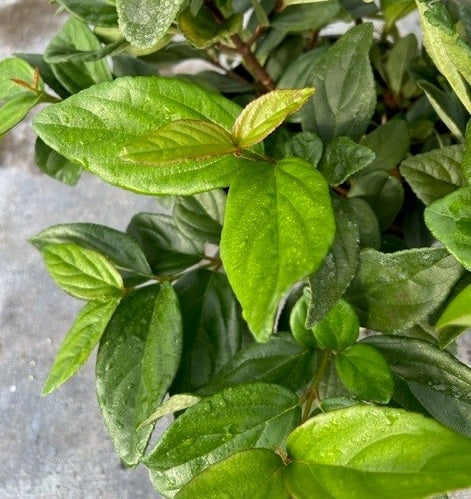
[
  {"x1": 347, "y1": 248, "x2": 463, "y2": 332},
  {"x1": 96, "y1": 284, "x2": 182, "y2": 466},
  {"x1": 301, "y1": 23, "x2": 376, "y2": 142},
  {"x1": 33, "y1": 77, "x2": 250, "y2": 195},
  {"x1": 283, "y1": 131, "x2": 323, "y2": 167},
  {"x1": 220, "y1": 158, "x2": 335, "y2": 341},
  {"x1": 31, "y1": 222, "x2": 153, "y2": 286},
  {"x1": 436, "y1": 284, "x2": 471, "y2": 346},
  {"x1": 425, "y1": 186, "x2": 471, "y2": 271},
  {"x1": 121, "y1": 120, "x2": 237, "y2": 166},
  {"x1": 127, "y1": 213, "x2": 204, "y2": 274},
  {"x1": 307, "y1": 197, "x2": 360, "y2": 326},
  {"x1": 290, "y1": 290, "x2": 317, "y2": 349},
  {"x1": 42, "y1": 299, "x2": 120, "y2": 395},
  {"x1": 285, "y1": 406, "x2": 471, "y2": 498},
  {"x1": 232, "y1": 88, "x2": 315, "y2": 148},
  {"x1": 197, "y1": 335, "x2": 315, "y2": 396},
  {"x1": 116, "y1": 0, "x2": 185, "y2": 49},
  {"x1": 312, "y1": 300, "x2": 359, "y2": 351},
  {"x1": 335, "y1": 344, "x2": 394, "y2": 403},
  {"x1": 319, "y1": 137, "x2": 375, "y2": 185},
  {"x1": 35, "y1": 138, "x2": 82, "y2": 186},
  {"x1": 172, "y1": 269, "x2": 244, "y2": 393},
  {"x1": 42, "y1": 243, "x2": 124, "y2": 301},
  {"x1": 53, "y1": 0, "x2": 119, "y2": 27},
  {"x1": 138, "y1": 394, "x2": 201, "y2": 429},
  {"x1": 400, "y1": 145, "x2": 465, "y2": 205},
  {"x1": 177, "y1": 449, "x2": 288, "y2": 499},
  {"x1": 144, "y1": 383, "x2": 300, "y2": 497}
]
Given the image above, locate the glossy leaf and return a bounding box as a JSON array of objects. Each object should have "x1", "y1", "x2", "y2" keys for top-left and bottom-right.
[
  {"x1": 198, "y1": 335, "x2": 315, "y2": 396},
  {"x1": 42, "y1": 243, "x2": 124, "y2": 300},
  {"x1": 177, "y1": 449, "x2": 288, "y2": 499},
  {"x1": 96, "y1": 284, "x2": 182, "y2": 466},
  {"x1": 312, "y1": 300, "x2": 359, "y2": 351},
  {"x1": 307, "y1": 197, "x2": 359, "y2": 326},
  {"x1": 425, "y1": 186, "x2": 471, "y2": 270},
  {"x1": 116, "y1": 0, "x2": 185, "y2": 48},
  {"x1": 138, "y1": 394, "x2": 201, "y2": 429},
  {"x1": 33, "y1": 77, "x2": 251, "y2": 195},
  {"x1": 42, "y1": 299, "x2": 120, "y2": 395},
  {"x1": 335, "y1": 344, "x2": 393, "y2": 403},
  {"x1": 283, "y1": 131, "x2": 323, "y2": 168},
  {"x1": 301, "y1": 24, "x2": 376, "y2": 142},
  {"x1": 232, "y1": 88, "x2": 315, "y2": 148},
  {"x1": 127, "y1": 213, "x2": 204, "y2": 275},
  {"x1": 35, "y1": 138, "x2": 82, "y2": 186},
  {"x1": 172, "y1": 269, "x2": 244, "y2": 392},
  {"x1": 285, "y1": 405, "x2": 471, "y2": 498},
  {"x1": 144, "y1": 383, "x2": 300, "y2": 497},
  {"x1": 400, "y1": 145, "x2": 465, "y2": 205},
  {"x1": 347, "y1": 248, "x2": 463, "y2": 332},
  {"x1": 53, "y1": 0, "x2": 119, "y2": 27},
  {"x1": 220, "y1": 158, "x2": 335, "y2": 341},
  {"x1": 436, "y1": 284, "x2": 471, "y2": 346},
  {"x1": 290, "y1": 290, "x2": 317, "y2": 349}
]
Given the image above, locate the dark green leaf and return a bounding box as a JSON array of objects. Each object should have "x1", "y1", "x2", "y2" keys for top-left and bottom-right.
[
  {"x1": 271, "y1": 1, "x2": 341, "y2": 32},
  {"x1": 385, "y1": 34, "x2": 419, "y2": 96},
  {"x1": 347, "y1": 197, "x2": 381, "y2": 249},
  {"x1": 96, "y1": 284, "x2": 182, "y2": 466},
  {"x1": 283, "y1": 131, "x2": 323, "y2": 167},
  {"x1": 145, "y1": 383, "x2": 300, "y2": 497},
  {"x1": 35, "y1": 138, "x2": 82, "y2": 186},
  {"x1": 220, "y1": 158, "x2": 335, "y2": 341},
  {"x1": 347, "y1": 248, "x2": 463, "y2": 332},
  {"x1": 335, "y1": 344, "x2": 393, "y2": 403},
  {"x1": 53, "y1": 0, "x2": 119, "y2": 27}
]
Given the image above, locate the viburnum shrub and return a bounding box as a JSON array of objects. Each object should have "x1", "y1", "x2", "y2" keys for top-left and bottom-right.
[{"x1": 4, "y1": 0, "x2": 471, "y2": 496}]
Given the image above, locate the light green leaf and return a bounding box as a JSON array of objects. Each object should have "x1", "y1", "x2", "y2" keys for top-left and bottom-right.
[
  {"x1": 290, "y1": 289, "x2": 317, "y2": 349},
  {"x1": 121, "y1": 120, "x2": 236, "y2": 166},
  {"x1": 319, "y1": 137, "x2": 375, "y2": 185},
  {"x1": 42, "y1": 299, "x2": 119, "y2": 395},
  {"x1": 301, "y1": 24, "x2": 376, "y2": 142},
  {"x1": 283, "y1": 131, "x2": 323, "y2": 167},
  {"x1": 42, "y1": 243, "x2": 124, "y2": 300},
  {"x1": 425, "y1": 186, "x2": 471, "y2": 271},
  {"x1": 400, "y1": 145, "x2": 465, "y2": 205},
  {"x1": 312, "y1": 300, "x2": 359, "y2": 350},
  {"x1": 35, "y1": 138, "x2": 82, "y2": 186},
  {"x1": 177, "y1": 449, "x2": 288, "y2": 499},
  {"x1": 307, "y1": 197, "x2": 359, "y2": 326},
  {"x1": 96, "y1": 284, "x2": 182, "y2": 466},
  {"x1": 436, "y1": 283, "x2": 471, "y2": 345},
  {"x1": 0, "y1": 93, "x2": 42, "y2": 138},
  {"x1": 33, "y1": 77, "x2": 251, "y2": 195},
  {"x1": 232, "y1": 88, "x2": 315, "y2": 148},
  {"x1": 285, "y1": 405, "x2": 471, "y2": 498},
  {"x1": 116, "y1": 0, "x2": 185, "y2": 48},
  {"x1": 138, "y1": 394, "x2": 201, "y2": 429},
  {"x1": 383, "y1": 0, "x2": 416, "y2": 30},
  {"x1": 144, "y1": 383, "x2": 300, "y2": 497},
  {"x1": 220, "y1": 158, "x2": 335, "y2": 341},
  {"x1": 346, "y1": 248, "x2": 463, "y2": 332},
  {"x1": 53, "y1": 0, "x2": 119, "y2": 27},
  {"x1": 335, "y1": 344, "x2": 393, "y2": 403}
]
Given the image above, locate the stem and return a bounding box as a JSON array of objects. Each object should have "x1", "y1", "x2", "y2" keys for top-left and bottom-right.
[{"x1": 301, "y1": 349, "x2": 331, "y2": 423}]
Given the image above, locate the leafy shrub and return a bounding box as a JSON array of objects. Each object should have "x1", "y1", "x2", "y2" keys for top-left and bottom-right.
[{"x1": 3, "y1": 0, "x2": 471, "y2": 496}]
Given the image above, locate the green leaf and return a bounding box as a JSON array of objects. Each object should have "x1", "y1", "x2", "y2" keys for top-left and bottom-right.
[
  {"x1": 127, "y1": 213, "x2": 204, "y2": 275},
  {"x1": 0, "y1": 93, "x2": 42, "y2": 139},
  {"x1": 96, "y1": 284, "x2": 182, "y2": 466},
  {"x1": 347, "y1": 197, "x2": 381, "y2": 249},
  {"x1": 220, "y1": 158, "x2": 335, "y2": 341},
  {"x1": 178, "y1": 7, "x2": 243, "y2": 49},
  {"x1": 45, "y1": 18, "x2": 112, "y2": 94},
  {"x1": 116, "y1": 0, "x2": 185, "y2": 48},
  {"x1": 121, "y1": 119, "x2": 237, "y2": 166},
  {"x1": 312, "y1": 300, "x2": 359, "y2": 350},
  {"x1": 232, "y1": 88, "x2": 315, "y2": 148},
  {"x1": 53, "y1": 0, "x2": 119, "y2": 27},
  {"x1": 33, "y1": 77, "x2": 250, "y2": 195},
  {"x1": 319, "y1": 137, "x2": 375, "y2": 185},
  {"x1": 290, "y1": 290, "x2": 317, "y2": 349},
  {"x1": 425, "y1": 186, "x2": 471, "y2": 271},
  {"x1": 307, "y1": 197, "x2": 360, "y2": 326},
  {"x1": 42, "y1": 243, "x2": 124, "y2": 300},
  {"x1": 436, "y1": 283, "x2": 471, "y2": 345},
  {"x1": 30, "y1": 222, "x2": 152, "y2": 286},
  {"x1": 385, "y1": 34, "x2": 419, "y2": 96},
  {"x1": 383, "y1": 0, "x2": 415, "y2": 30},
  {"x1": 271, "y1": 1, "x2": 341, "y2": 32},
  {"x1": 335, "y1": 344, "x2": 393, "y2": 403},
  {"x1": 138, "y1": 394, "x2": 201, "y2": 429},
  {"x1": 348, "y1": 171, "x2": 404, "y2": 229},
  {"x1": 144, "y1": 383, "x2": 300, "y2": 497},
  {"x1": 173, "y1": 190, "x2": 225, "y2": 244},
  {"x1": 42, "y1": 299, "x2": 120, "y2": 395},
  {"x1": 283, "y1": 131, "x2": 323, "y2": 167},
  {"x1": 301, "y1": 24, "x2": 376, "y2": 142},
  {"x1": 400, "y1": 145, "x2": 465, "y2": 205},
  {"x1": 172, "y1": 269, "x2": 244, "y2": 392},
  {"x1": 35, "y1": 138, "x2": 82, "y2": 186},
  {"x1": 285, "y1": 405, "x2": 471, "y2": 498},
  {"x1": 177, "y1": 449, "x2": 288, "y2": 499},
  {"x1": 45, "y1": 37, "x2": 128, "y2": 64},
  {"x1": 198, "y1": 335, "x2": 315, "y2": 396},
  {"x1": 346, "y1": 248, "x2": 463, "y2": 332}
]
